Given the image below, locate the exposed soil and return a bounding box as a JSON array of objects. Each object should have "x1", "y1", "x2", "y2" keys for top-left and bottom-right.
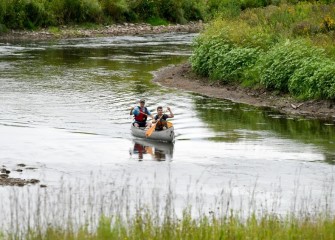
[{"x1": 153, "y1": 62, "x2": 335, "y2": 121}]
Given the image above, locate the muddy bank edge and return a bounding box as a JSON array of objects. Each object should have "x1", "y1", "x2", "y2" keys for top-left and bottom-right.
[{"x1": 153, "y1": 62, "x2": 335, "y2": 121}]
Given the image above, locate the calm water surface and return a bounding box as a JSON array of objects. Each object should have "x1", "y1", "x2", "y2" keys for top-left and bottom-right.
[{"x1": 0, "y1": 33, "x2": 335, "y2": 228}]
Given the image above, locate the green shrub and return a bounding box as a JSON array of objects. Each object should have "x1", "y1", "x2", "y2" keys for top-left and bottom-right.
[
  {"x1": 82, "y1": 0, "x2": 102, "y2": 22},
  {"x1": 191, "y1": 37, "x2": 260, "y2": 83},
  {"x1": 289, "y1": 57, "x2": 335, "y2": 100},
  {"x1": 24, "y1": 0, "x2": 51, "y2": 29},
  {"x1": 211, "y1": 47, "x2": 261, "y2": 83},
  {"x1": 240, "y1": 0, "x2": 272, "y2": 10},
  {"x1": 0, "y1": 0, "x2": 5, "y2": 25},
  {"x1": 182, "y1": 0, "x2": 205, "y2": 21},
  {"x1": 206, "y1": 0, "x2": 241, "y2": 19},
  {"x1": 158, "y1": 0, "x2": 186, "y2": 23},
  {"x1": 288, "y1": 57, "x2": 327, "y2": 99},
  {"x1": 311, "y1": 63, "x2": 335, "y2": 99},
  {"x1": 190, "y1": 37, "x2": 232, "y2": 77},
  {"x1": 100, "y1": 0, "x2": 129, "y2": 22},
  {"x1": 2, "y1": 0, "x2": 27, "y2": 29},
  {"x1": 59, "y1": 0, "x2": 102, "y2": 23},
  {"x1": 257, "y1": 40, "x2": 324, "y2": 92},
  {"x1": 132, "y1": 0, "x2": 159, "y2": 21}
]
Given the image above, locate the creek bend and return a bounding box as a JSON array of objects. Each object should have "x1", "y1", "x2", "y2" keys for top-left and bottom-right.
[{"x1": 0, "y1": 33, "x2": 334, "y2": 228}]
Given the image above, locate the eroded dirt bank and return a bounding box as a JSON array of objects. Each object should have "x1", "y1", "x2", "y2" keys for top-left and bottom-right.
[{"x1": 153, "y1": 62, "x2": 335, "y2": 121}]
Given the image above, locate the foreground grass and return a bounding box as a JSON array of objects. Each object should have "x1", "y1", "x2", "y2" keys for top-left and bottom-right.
[
  {"x1": 4, "y1": 212, "x2": 333, "y2": 240},
  {"x1": 1, "y1": 174, "x2": 334, "y2": 239}
]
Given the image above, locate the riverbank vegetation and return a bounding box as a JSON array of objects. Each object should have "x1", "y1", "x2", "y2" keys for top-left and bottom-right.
[
  {"x1": 191, "y1": 1, "x2": 335, "y2": 101},
  {"x1": 4, "y1": 213, "x2": 335, "y2": 239},
  {"x1": 0, "y1": 0, "x2": 267, "y2": 32},
  {"x1": 1, "y1": 176, "x2": 335, "y2": 239},
  {"x1": 0, "y1": 0, "x2": 310, "y2": 32}
]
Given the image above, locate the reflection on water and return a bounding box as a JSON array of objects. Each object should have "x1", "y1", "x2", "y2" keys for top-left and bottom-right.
[
  {"x1": 130, "y1": 139, "x2": 174, "y2": 161},
  {"x1": 1, "y1": 33, "x2": 335, "y2": 231},
  {"x1": 192, "y1": 95, "x2": 335, "y2": 164}
]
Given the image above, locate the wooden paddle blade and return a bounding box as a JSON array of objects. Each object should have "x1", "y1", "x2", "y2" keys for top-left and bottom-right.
[
  {"x1": 145, "y1": 146, "x2": 153, "y2": 155},
  {"x1": 145, "y1": 124, "x2": 156, "y2": 137},
  {"x1": 167, "y1": 122, "x2": 173, "y2": 128}
]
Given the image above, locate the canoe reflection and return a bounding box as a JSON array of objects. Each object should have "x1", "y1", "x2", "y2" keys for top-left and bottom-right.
[{"x1": 130, "y1": 139, "x2": 174, "y2": 161}]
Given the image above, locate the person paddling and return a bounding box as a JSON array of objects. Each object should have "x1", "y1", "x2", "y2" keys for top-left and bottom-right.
[
  {"x1": 130, "y1": 99, "x2": 154, "y2": 128},
  {"x1": 153, "y1": 106, "x2": 174, "y2": 131}
]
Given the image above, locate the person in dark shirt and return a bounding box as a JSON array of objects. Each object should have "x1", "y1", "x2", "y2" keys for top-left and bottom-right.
[{"x1": 153, "y1": 106, "x2": 174, "y2": 131}]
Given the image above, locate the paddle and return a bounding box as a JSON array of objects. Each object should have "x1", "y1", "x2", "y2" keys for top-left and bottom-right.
[{"x1": 145, "y1": 114, "x2": 163, "y2": 137}]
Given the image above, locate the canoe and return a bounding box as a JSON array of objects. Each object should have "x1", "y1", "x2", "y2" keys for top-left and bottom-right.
[{"x1": 131, "y1": 124, "x2": 175, "y2": 142}]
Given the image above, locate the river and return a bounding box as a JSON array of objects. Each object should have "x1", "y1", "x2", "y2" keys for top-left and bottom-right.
[{"x1": 0, "y1": 33, "x2": 334, "y2": 232}]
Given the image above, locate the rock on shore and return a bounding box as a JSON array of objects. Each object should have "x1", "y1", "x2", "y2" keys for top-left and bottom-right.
[{"x1": 0, "y1": 22, "x2": 204, "y2": 41}]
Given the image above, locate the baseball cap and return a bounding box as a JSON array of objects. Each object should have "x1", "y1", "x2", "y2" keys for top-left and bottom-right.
[{"x1": 139, "y1": 99, "x2": 145, "y2": 103}]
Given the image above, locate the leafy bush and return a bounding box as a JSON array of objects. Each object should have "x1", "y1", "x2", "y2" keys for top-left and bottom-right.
[
  {"x1": 210, "y1": 47, "x2": 261, "y2": 83},
  {"x1": 158, "y1": 0, "x2": 186, "y2": 23},
  {"x1": 182, "y1": 0, "x2": 205, "y2": 21},
  {"x1": 81, "y1": 0, "x2": 102, "y2": 22},
  {"x1": 24, "y1": 0, "x2": 51, "y2": 29},
  {"x1": 101, "y1": 0, "x2": 129, "y2": 22},
  {"x1": 310, "y1": 63, "x2": 335, "y2": 99},
  {"x1": 58, "y1": 0, "x2": 102, "y2": 23},
  {"x1": 132, "y1": 0, "x2": 159, "y2": 21},
  {"x1": 190, "y1": 37, "x2": 232, "y2": 77},
  {"x1": 289, "y1": 58, "x2": 335, "y2": 100},
  {"x1": 206, "y1": 0, "x2": 241, "y2": 19},
  {"x1": 0, "y1": 1, "x2": 5, "y2": 25},
  {"x1": 2, "y1": 0, "x2": 27, "y2": 29},
  {"x1": 257, "y1": 40, "x2": 324, "y2": 92},
  {"x1": 288, "y1": 57, "x2": 327, "y2": 99},
  {"x1": 240, "y1": 0, "x2": 272, "y2": 10},
  {"x1": 191, "y1": 35, "x2": 261, "y2": 83}
]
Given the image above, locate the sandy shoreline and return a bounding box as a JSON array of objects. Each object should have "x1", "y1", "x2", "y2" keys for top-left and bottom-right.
[{"x1": 153, "y1": 62, "x2": 335, "y2": 121}]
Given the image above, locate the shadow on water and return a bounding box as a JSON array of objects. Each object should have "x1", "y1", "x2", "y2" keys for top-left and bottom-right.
[
  {"x1": 193, "y1": 95, "x2": 335, "y2": 164},
  {"x1": 130, "y1": 139, "x2": 174, "y2": 161}
]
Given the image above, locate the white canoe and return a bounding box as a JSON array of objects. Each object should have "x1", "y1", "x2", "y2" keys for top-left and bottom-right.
[{"x1": 131, "y1": 125, "x2": 175, "y2": 143}]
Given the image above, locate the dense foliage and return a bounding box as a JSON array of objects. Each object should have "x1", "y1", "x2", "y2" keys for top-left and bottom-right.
[
  {"x1": 0, "y1": 0, "x2": 258, "y2": 30},
  {"x1": 191, "y1": 2, "x2": 335, "y2": 100},
  {"x1": 2, "y1": 0, "x2": 334, "y2": 31}
]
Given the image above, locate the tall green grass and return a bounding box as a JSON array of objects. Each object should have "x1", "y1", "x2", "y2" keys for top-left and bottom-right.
[
  {"x1": 191, "y1": 2, "x2": 335, "y2": 100},
  {"x1": 12, "y1": 213, "x2": 335, "y2": 239},
  {"x1": 1, "y1": 174, "x2": 334, "y2": 239}
]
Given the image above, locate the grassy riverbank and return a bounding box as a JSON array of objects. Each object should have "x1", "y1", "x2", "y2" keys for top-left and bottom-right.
[
  {"x1": 0, "y1": 0, "x2": 267, "y2": 32},
  {"x1": 1, "y1": 176, "x2": 334, "y2": 239},
  {"x1": 190, "y1": 2, "x2": 335, "y2": 101},
  {"x1": 1, "y1": 0, "x2": 320, "y2": 33},
  {"x1": 3, "y1": 213, "x2": 335, "y2": 239}
]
